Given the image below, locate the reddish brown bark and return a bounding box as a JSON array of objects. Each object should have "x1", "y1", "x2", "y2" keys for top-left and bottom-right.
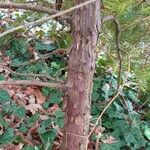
[{"x1": 62, "y1": 0, "x2": 101, "y2": 149}]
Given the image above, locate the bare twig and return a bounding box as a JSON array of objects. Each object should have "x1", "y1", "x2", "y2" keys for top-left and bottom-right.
[
  {"x1": 88, "y1": 15, "x2": 123, "y2": 138},
  {"x1": 88, "y1": 88, "x2": 122, "y2": 138},
  {"x1": 102, "y1": 15, "x2": 115, "y2": 23},
  {"x1": 144, "y1": 0, "x2": 150, "y2": 6},
  {"x1": 113, "y1": 16, "x2": 122, "y2": 89},
  {"x1": 0, "y1": 2, "x2": 67, "y2": 25},
  {"x1": 54, "y1": 67, "x2": 68, "y2": 77},
  {"x1": 0, "y1": 2, "x2": 59, "y2": 15},
  {"x1": 0, "y1": 65, "x2": 64, "y2": 83},
  {"x1": 137, "y1": 99, "x2": 150, "y2": 111},
  {"x1": 13, "y1": 49, "x2": 67, "y2": 70},
  {"x1": 0, "y1": 80, "x2": 65, "y2": 90},
  {"x1": 122, "y1": 16, "x2": 150, "y2": 32},
  {"x1": 0, "y1": 0, "x2": 96, "y2": 38},
  {"x1": 102, "y1": 15, "x2": 150, "y2": 33},
  {"x1": 102, "y1": 15, "x2": 122, "y2": 88},
  {"x1": 95, "y1": 132, "x2": 102, "y2": 150}
]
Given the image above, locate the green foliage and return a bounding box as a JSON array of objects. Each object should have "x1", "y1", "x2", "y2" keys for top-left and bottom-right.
[
  {"x1": 101, "y1": 143, "x2": 120, "y2": 150},
  {"x1": 92, "y1": 72, "x2": 150, "y2": 150},
  {"x1": 0, "y1": 90, "x2": 11, "y2": 104},
  {"x1": 35, "y1": 40, "x2": 57, "y2": 52},
  {"x1": 0, "y1": 128, "x2": 16, "y2": 146},
  {"x1": 0, "y1": 0, "x2": 149, "y2": 149}
]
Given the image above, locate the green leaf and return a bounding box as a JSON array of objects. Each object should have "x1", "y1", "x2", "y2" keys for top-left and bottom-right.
[
  {"x1": 49, "y1": 90, "x2": 63, "y2": 104},
  {"x1": 124, "y1": 132, "x2": 136, "y2": 146},
  {"x1": 0, "y1": 128, "x2": 16, "y2": 145},
  {"x1": 127, "y1": 90, "x2": 139, "y2": 102},
  {"x1": 0, "y1": 90, "x2": 11, "y2": 104},
  {"x1": 38, "y1": 118, "x2": 52, "y2": 134},
  {"x1": 102, "y1": 83, "x2": 110, "y2": 100},
  {"x1": 144, "y1": 126, "x2": 150, "y2": 140},
  {"x1": 26, "y1": 113, "x2": 40, "y2": 128},
  {"x1": 41, "y1": 118, "x2": 52, "y2": 128},
  {"x1": 49, "y1": 94, "x2": 62, "y2": 104},
  {"x1": 2, "y1": 101, "x2": 12, "y2": 113},
  {"x1": 54, "y1": 109, "x2": 64, "y2": 118},
  {"x1": 22, "y1": 145, "x2": 35, "y2": 150},
  {"x1": 40, "y1": 128, "x2": 57, "y2": 143},
  {"x1": 55, "y1": 117, "x2": 64, "y2": 128},
  {"x1": 0, "y1": 75, "x2": 5, "y2": 81},
  {"x1": 19, "y1": 123, "x2": 28, "y2": 133},
  {"x1": 42, "y1": 87, "x2": 51, "y2": 97},
  {"x1": 38, "y1": 126, "x2": 46, "y2": 134},
  {"x1": 100, "y1": 143, "x2": 120, "y2": 150},
  {"x1": 43, "y1": 101, "x2": 51, "y2": 109},
  {"x1": 10, "y1": 38, "x2": 28, "y2": 54},
  {"x1": 92, "y1": 92, "x2": 99, "y2": 101},
  {"x1": 91, "y1": 104, "x2": 100, "y2": 115},
  {"x1": 35, "y1": 41, "x2": 57, "y2": 51},
  {"x1": 13, "y1": 105, "x2": 26, "y2": 118},
  {"x1": 125, "y1": 100, "x2": 133, "y2": 112}
]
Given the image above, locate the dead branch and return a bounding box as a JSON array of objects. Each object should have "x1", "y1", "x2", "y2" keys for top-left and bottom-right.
[
  {"x1": 0, "y1": 2, "x2": 59, "y2": 15},
  {"x1": 11, "y1": 48, "x2": 67, "y2": 68},
  {"x1": 88, "y1": 15, "x2": 123, "y2": 139},
  {"x1": 0, "y1": 65, "x2": 64, "y2": 83},
  {"x1": 102, "y1": 15, "x2": 115, "y2": 23},
  {"x1": 88, "y1": 87, "x2": 122, "y2": 138},
  {"x1": 0, "y1": 0, "x2": 96, "y2": 38},
  {"x1": 144, "y1": 0, "x2": 150, "y2": 6},
  {"x1": 0, "y1": 80, "x2": 65, "y2": 90},
  {"x1": 113, "y1": 16, "x2": 122, "y2": 89},
  {"x1": 0, "y1": 2, "x2": 68, "y2": 25},
  {"x1": 122, "y1": 16, "x2": 150, "y2": 32}
]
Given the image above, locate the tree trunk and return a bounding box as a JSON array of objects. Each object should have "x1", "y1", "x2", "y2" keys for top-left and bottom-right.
[{"x1": 62, "y1": 0, "x2": 101, "y2": 149}]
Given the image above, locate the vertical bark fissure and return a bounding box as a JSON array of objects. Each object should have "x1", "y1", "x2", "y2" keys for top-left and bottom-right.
[{"x1": 62, "y1": 0, "x2": 101, "y2": 149}]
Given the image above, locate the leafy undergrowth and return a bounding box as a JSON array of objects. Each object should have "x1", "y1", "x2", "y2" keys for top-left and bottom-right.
[
  {"x1": 0, "y1": 86, "x2": 64, "y2": 150},
  {"x1": 90, "y1": 74, "x2": 150, "y2": 150},
  {"x1": 0, "y1": 38, "x2": 149, "y2": 150}
]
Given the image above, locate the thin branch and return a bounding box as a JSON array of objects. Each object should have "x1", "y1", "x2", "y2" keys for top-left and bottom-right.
[
  {"x1": 88, "y1": 88, "x2": 121, "y2": 138},
  {"x1": 54, "y1": 67, "x2": 68, "y2": 77},
  {"x1": 0, "y1": 2, "x2": 67, "y2": 25},
  {"x1": 0, "y1": 2, "x2": 59, "y2": 15},
  {"x1": 121, "y1": 50, "x2": 131, "y2": 73},
  {"x1": 144, "y1": 0, "x2": 150, "y2": 6},
  {"x1": 0, "y1": 65, "x2": 64, "y2": 83},
  {"x1": 137, "y1": 99, "x2": 150, "y2": 111},
  {"x1": 12, "y1": 49, "x2": 67, "y2": 68},
  {"x1": 102, "y1": 15, "x2": 150, "y2": 33},
  {"x1": 113, "y1": 16, "x2": 122, "y2": 89},
  {"x1": 88, "y1": 15, "x2": 123, "y2": 138},
  {"x1": 95, "y1": 132, "x2": 102, "y2": 150},
  {"x1": 102, "y1": 15, "x2": 122, "y2": 89},
  {"x1": 0, "y1": 0, "x2": 96, "y2": 38},
  {"x1": 102, "y1": 15, "x2": 115, "y2": 23},
  {"x1": 122, "y1": 16, "x2": 150, "y2": 32},
  {"x1": 0, "y1": 80, "x2": 65, "y2": 90}
]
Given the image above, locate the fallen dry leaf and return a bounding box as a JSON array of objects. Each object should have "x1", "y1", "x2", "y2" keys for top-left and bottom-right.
[
  {"x1": 26, "y1": 87, "x2": 46, "y2": 104},
  {"x1": 1, "y1": 143, "x2": 24, "y2": 150},
  {"x1": 95, "y1": 126, "x2": 105, "y2": 135},
  {"x1": 29, "y1": 95, "x2": 36, "y2": 104},
  {"x1": 25, "y1": 104, "x2": 46, "y2": 114},
  {"x1": 33, "y1": 88, "x2": 46, "y2": 104},
  {"x1": 25, "y1": 87, "x2": 35, "y2": 95},
  {"x1": 102, "y1": 135, "x2": 116, "y2": 144},
  {"x1": 48, "y1": 104, "x2": 59, "y2": 113}
]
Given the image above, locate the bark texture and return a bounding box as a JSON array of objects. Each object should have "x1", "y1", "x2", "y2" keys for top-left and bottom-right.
[{"x1": 62, "y1": 0, "x2": 101, "y2": 149}]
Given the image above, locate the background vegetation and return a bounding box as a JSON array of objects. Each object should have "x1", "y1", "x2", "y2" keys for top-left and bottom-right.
[{"x1": 0, "y1": 0, "x2": 149, "y2": 149}]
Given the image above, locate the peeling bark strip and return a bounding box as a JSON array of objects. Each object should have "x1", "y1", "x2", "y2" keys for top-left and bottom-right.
[{"x1": 62, "y1": 0, "x2": 101, "y2": 149}]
